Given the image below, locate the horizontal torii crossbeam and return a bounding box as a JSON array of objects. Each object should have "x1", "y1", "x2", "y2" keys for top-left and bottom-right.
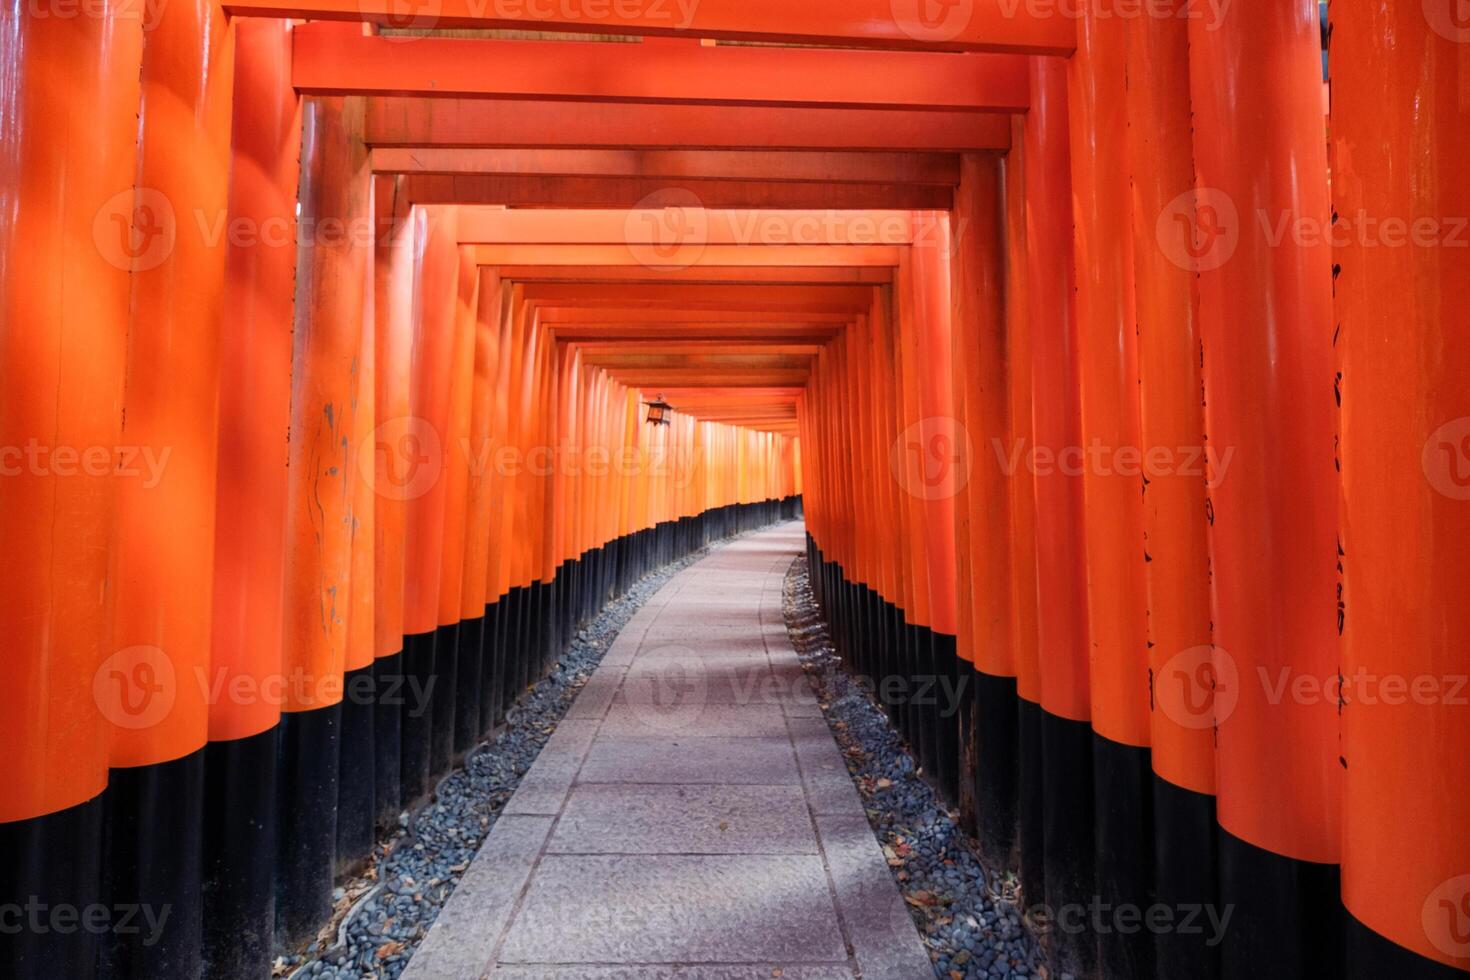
[
  {"x1": 292, "y1": 33, "x2": 1030, "y2": 112},
  {"x1": 224, "y1": 0, "x2": 1075, "y2": 54},
  {"x1": 364, "y1": 98, "x2": 1012, "y2": 151}
]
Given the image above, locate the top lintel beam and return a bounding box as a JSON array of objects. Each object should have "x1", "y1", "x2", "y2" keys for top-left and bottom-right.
[
  {"x1": 223, "y1": 0, "x2": 1075, "y2": 55},
  {"x1": 291, "y1": 32, "x2": 1030, "y2": 113}
]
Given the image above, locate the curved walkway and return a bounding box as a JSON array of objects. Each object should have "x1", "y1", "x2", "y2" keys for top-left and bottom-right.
[{"x1": 403, "y1": 522, "x2": 933, "y2": 980}]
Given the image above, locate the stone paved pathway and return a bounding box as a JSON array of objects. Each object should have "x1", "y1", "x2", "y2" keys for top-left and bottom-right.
[{"x1": 402, "y1": 523, "x2": 934, "y2": 980}]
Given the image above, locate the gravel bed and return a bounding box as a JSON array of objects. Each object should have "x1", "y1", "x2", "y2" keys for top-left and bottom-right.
[
  {"x1": 782, "y1": 556, "x2": 1047, "y2": 980},
  {"x1": 278, "y1": 539, "x2": 734, "y2": 980}
]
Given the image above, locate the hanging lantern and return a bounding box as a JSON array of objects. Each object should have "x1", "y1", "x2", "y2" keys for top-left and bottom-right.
[{"x1": 645, "y1": 394, "x2": 673, "y2": 426}]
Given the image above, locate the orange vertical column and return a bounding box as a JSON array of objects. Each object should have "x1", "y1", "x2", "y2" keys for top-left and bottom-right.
[
  {"x1": 1003, "y1": 121, "x2": 1047, "y2": 908},
  {"x1": 462, "y1": 269, "x2": 502, "y2": 744},
  {"x1": 1190, "y1": 2, "x2": 1342, "y2": 975},
  {"x1": 105, "y1": 3, "x2": 234, "y2": 974},
  {"x1": 401, "y1": 206, "x2": 457, "y2": 807},
  {"x1": 202, "y1": 19, "x2": 299, "y2": 979},
  {"x1": 1126, "y1": 9, "x2": 1221, "y2": 980},
  {"x1": 337, "y1": 164, "x2": 379, "y2": 877},
  {"x1": 489, "y1": 283, "x2": 527, "y2": 728},
  {"x1": 427, "y1": 241, "x2": 477, "y2": 779},
  {"x1": 531, "y1": 320, "x2": 556, "y2": 674},
  {"x1": 550, "y1": 347, "x2": 573, "y2": 641},
  {"x1": 1024, "y1": 54, "x2": 1095, "y2": 977},
  {"x1": 276, "y1": 91, "x2": 370, "y2": 947},
  {"x1": 874, "y1": 288, "x2": 908, "y2": 743},
  {"x1": 506, "y1": 297, "x2": 539, "y2": 700},
  {"x1": 952, "y1": 155, "x2": 1020, "y2": 871},
  {"x1": 0, "y1": 9, "x2": 140, "y2": 978},
  {"x1": 912, "y1": 217, "x2": 963, "y2": 804},
  {"x1": 1332, "y1": 2, "x2": 1470, "y2": 975},
  {"x1": 828, "y1": 325, "x2": 855, "y2": 674},
  {"x1": 849, "y1": 310, "x2": 878, "y2": 686},
  {"x1": 369, "y1": 173, "x2": 414, "y2": 830},
  {"x1": 894, "y1": 256, "x2": 936, "y2": 775},
  {"x1": 1068, "y1": 8, "x2": 1153, "y2": 977}
]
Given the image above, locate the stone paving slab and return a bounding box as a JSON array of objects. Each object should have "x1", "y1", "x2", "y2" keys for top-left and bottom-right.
[
  {"x1": 635, "y1": 636, "x2": 771, "y2": 656},
  {"x1": 817, "y1": 813, "x2": 939, "y2": 980},
  {"x1": 404, "y1": 816, "x2": 555, "y2": 980},
  {"x1": 599, "y1": 700, "x2": 790, "y2": 738},
  {"x1": 499, "y1": 855, "x2": 848, "y2": 964},
  {"x1": 501, "y1": 720, "x2": 602, "y2": 816},
  {"x1": 489, "y1": 967, "x2": 852, "y2": 980},
  {"x1": 618, "y1": 664, "x2": 788, "y2": 705},
  {"x1": 578, "y1": 735, "x2": 802, "y2": 785},
  {"x1": 563, "y1": 670, "x2": 624, "y2": 720},
  {"x1": 547, "y1": 784, "x2": 818, "y2": 855},
  {"x1": 401, "y1": 524, "x2": 931, "y2": 980},
  {"x1": 790, "y1": 729, "x2": 866, "y2": 816}
]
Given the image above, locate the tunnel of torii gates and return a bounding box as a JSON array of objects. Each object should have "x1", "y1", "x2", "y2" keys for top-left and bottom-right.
[{"x1": 1, "y1": 1, "x2": 1468, "y2": 979}]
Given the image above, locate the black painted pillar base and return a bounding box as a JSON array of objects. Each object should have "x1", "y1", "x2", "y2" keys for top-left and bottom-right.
[
  {"x1": 1040, "y1": 710, "x2": 1097, "y2": 979},
  {"x1": 1093, "y1": 734, "x2": 1156, "y2": 980},
  {"x1": 0, "y1": 796, "x2": 104, "y2": 980},
  {"x1": 429, "y1": 621, "x2": 459, "y2": 781},
  {"x1": 973, "y1": 670, "x2": 1021, "y2": 873},
  {"x1": 454, "y1": 617, "x2": 484, "y2": 760},
  {"x1": 1344, "y1": 908, "x2": 1466, "y2": 980},
  {"x1": 202, "y1": 727, "x2": 277, "y2": 980},
  {"x1": 99, "y1": 749, "x2": 206, "y2": 979},
  {"x1": 479, "y1": 602, "x2": 502, "y2": 738},
  {"x1": 1153, "y1": 776, "x2": 1220, "y2": 980},
  {"x1": 372, "y1": 652, "x2": 404, "y2": 832},
  {"x1": 932, "y1": 632, "x2": 963, "y2": 807},
  {"x1": 336, "y1": 666, "x2": 376, "y2": 878},
  {"x1": 398, "y1": 631, "x2": 436, "y2": 809},
  {"x1": 275, "y1": 704, "x2": 340, "y2": 949},
  {"x1": 1017, "y1": 697, "x2": 1048, "y2": 913},
  {"x1": 1218, "y1": 828, "x2": 1343, "y2": 980},
  {"x1": 506, "y1": 586, "x2": 527, "y2": 714}
]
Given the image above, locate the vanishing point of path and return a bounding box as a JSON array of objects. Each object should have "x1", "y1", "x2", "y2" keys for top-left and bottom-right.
[{"x1": 402, "y1": 522, "x2": 934, "y2": 979}]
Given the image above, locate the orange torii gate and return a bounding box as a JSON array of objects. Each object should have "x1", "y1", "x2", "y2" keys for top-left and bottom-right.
[{"x1": 3, "y1": 4, "x2": 1468, "y2": 980}]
